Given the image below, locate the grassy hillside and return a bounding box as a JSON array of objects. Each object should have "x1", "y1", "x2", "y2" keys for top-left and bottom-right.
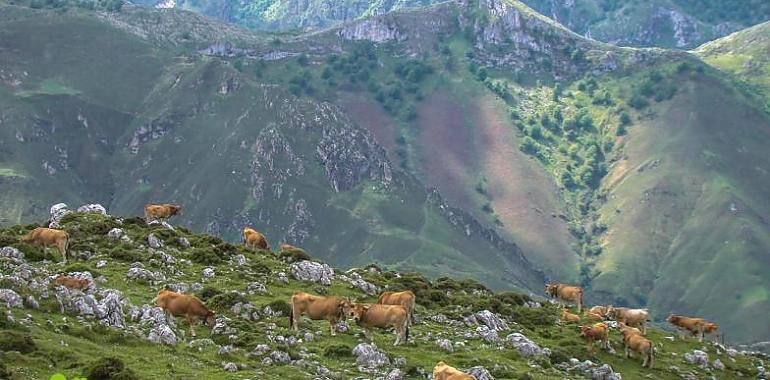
[{"x1": 0, "y1": 211, "x2": 765, "y2": 379}]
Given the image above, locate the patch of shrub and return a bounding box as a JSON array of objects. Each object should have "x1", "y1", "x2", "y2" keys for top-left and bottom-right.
[
  {"x1": 323, "y1": 344, "x2": 352, "y2": 358},
  {"x1": 279, "y1": 247, "x2": 310, "y2": 263},
  {"x1": 86, "y1": 357, "x2": 139, "y2": 380},
  {"x1": 265, "y1": 300, "x2": 292, "y2": 317},
  {"x1": 208, "y1": 291, "x2": 248, "y2": 309},
  {"x1": 62, "y1": 263, "x2": 100, "y2": 277},
  {"x1": 108, "y1": 244, "x2": 145, "y2": 262},
  {"x1": 0, "y1": 331, "x2": 36, "y2": 353},
  {"x1": 251, "y1": 261, "x2": 271, "y2": 274},
  {"x1": 549, "y1": 348, "x2": 571, "y2": 364},
  {"x1": 432, "y1": 277, "x2": 462, "y2": 291},
  {"x1": 424, "y1": 289, "x2": 450, "y2": 307},
  {"x1": 0, "y1": 361, "x2": 9, "y2": 379},
  {"x1": 121, "y1": 217, "x2": 146, "y2": 227},
  {"x1": 196, "y1": 286, "x2": 223, "y2": 302},
  {"x1": 61, "y1": 213, "x2": 118, "y2": 238},
  {"x1": 188, "y1": 247, "x2": 226, "y2": 265},
  {"x1": 511, "y1": 306, "x2": 558, "y2": 329}
]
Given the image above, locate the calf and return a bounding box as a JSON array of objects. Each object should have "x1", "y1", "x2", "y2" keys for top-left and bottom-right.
[
  {"x1": 579, "y1": 323, "x2": 611, "y2": 354},
  {"x1": 606, "y1": 306, "x2": 649, "y2": 334},
  {"x1": 290, "y1": 292, "x2": 351, "y2": 336},
  {"x1": 621, "y1": 327, "x2": 654, "y2": 368},
  {"x1": 144, "y1": 204, "x2": 181, "y2": 224},
  {"x1": 666, "y1": 314, "x2": 705, "y2": 340},
  {"x1": 53, "y1": 275, "x2": 90, "y2": 290},
  {"x1": 20, "y1": 227, "x2": 69, "y2": 263},
  {"x1": 347, "y1": 303, "x2": 410, "y2": 345},
  {"x1": 545, "y1": 283, "x2": 583, "y2": 312},
  {"x1": 433, "y1": 361, "x2": 477, "y2": 380},
  {"x1": 562, "y1": 307, "x2": 580, "y2": 324},
  {"x1": 154, "y1": 289, "x2": 216, "y2": 337},
  {"x1": 243, "y1": 227, "x2": 269, "y2": 251},
  {"x1": 377, "y1": 290, "x2": 416, "y2": 323}
]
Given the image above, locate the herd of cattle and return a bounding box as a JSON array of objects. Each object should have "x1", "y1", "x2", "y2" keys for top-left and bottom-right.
[{"x1": 15, "y1": 203, "x2": 722, "y2": 378}]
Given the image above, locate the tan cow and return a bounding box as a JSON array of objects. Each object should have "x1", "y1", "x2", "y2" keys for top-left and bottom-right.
[
  {"x1": 585, "y1": 310, "x2": 606, "y2": 322},
  {"x1": 20, "y1": 227, "x2": 69, "y2": 263},
  {"x1": 433, "y1": 361, "x2": 477, "y2": 380},
  {"x1": 280, "y1": 243, "x2": 298, "y2": 251},
  {"x1": 545, "y1": 283, "x2": 583, "y2": 312},
  {"x1": 290, "y1": 292, "x2": 351, "y2": 336},
  {"x1": 347, "y1": 303, "x2": 410, "y2": 345},
  {"x1": 666, "y1": 314, "x2": 705, "y2": 339},
  {"x1": 153, "y1": 289, "x2": 216, "y2": 337},
  {"x1": 579, "y1": 322, "x2": 611, "y2": 354},
  {"x1": 144, "y1": 204, "x2": 181, "y2": 224},
  {"x1": 606, "y1": 306, "x2": 650, "y2": 334},
  {"x1": 700, "y1": 322, "x2": 720, "y2": 342},
  {"x1": 53, "y1": 275, "x2": 90, "y2": 290},
  {"x1": 243, "y1": 227, "x2": 269, "y2": 251},
  {"x1": 377, "y1": 290, "x2": 416, "y2": 323},
  {"x1": 562, "y1": 307, "x2": 580, "y2": 324},
  {"x1": 621, "y1": 327, "x2": 654, "y2": 368},
  {"x1": 588, "y1": 305, "x2": 609, "y2": 317}
]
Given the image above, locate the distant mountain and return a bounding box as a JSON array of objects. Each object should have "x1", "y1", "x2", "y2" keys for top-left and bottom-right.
[
  {"x1": 132, "y1": 0, "x2": 770, "y2": 48},
  {"x1": 1, "y1": 0, "x2": 770, "y2": 344}
]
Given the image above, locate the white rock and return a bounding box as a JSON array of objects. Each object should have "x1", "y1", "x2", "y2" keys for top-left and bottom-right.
[
  {"x1": 289, "y1": 260, "x2": 334, "y2": 286},
  {"x1": 107, "y1": 228, "x2": 124, "y2": 239},
  {"x1": 77, "y1": 204, "x2": 107, "y2": 215},
  {"x1": 49, "y1": 203, "x2": 71, "y2": 228},
  {"x1": 0, "y1": 289, "x2": 23, "y2": 308}
]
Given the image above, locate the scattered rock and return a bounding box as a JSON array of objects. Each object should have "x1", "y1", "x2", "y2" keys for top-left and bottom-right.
[
  {"x1": 270, "y1": 350, "x2": 291, "y2": 364},
  {"x1": 276, "y1": 272, "x2": 289, "y2": 284},
  {"x1": 711, "y1": 358, "x2": 725, "y2": 371},
  {"x1": 49, "y1": 203, "x2": 71, "y2": 228},
  {"x1": 466, "y1": 366, "x2": 494, "y2": 380},
  {"x1": 590, "y1": 364, "x2": 622, "y2": 380},
  {"x1": 341, "y1": 272, "x2": 379, "y2": 295},
  {"x1": 95, "y1": 260, "x2": 107, "y2": 269},
  {"x1": 232, "y1": 254, "x2": 247, "y2": 266},
  {"x1": 684, "y1": 350, "x2": 709, "y2": 368},
  {"x1": 222, "y1": 362, "x2": 237, "y2": 372},
  {"x1": 148, "y1": 324, "x2": 177, "y2": 345},
  {"x1": 352, "y1": 343, "x2": 389, "y2": 369},
  {"x1": 147, "y1": 234, "x2": 162, "y2": 249},
  {"x1": 505, "y1": 333, "x2": 551, "y2": 357},
  {"x1": 24, "y1": 295, "x2": 39, "y2": 310},
  {"x1": 252, "y1": 344, "x2": 270, "y2": 356},
  {"x1": 1, "y1": 247, "x2": 23, "y2": 260},
  {"x1": 436, "y1": 338, "x2": 453, "y2": 352},
  {"x1": 467, "y1": 310, "x2": 509, "y2": 332},
  {"x1": 219, "y1": 345, "x2": 235, "y2": 355},
  {"x1": 202, "y1": 267, "x2": 215, "y2": 280},
  {"x1": 477, "y1": 326, "x2": 500, "y2": 343},
  {"x1": 77, "y1": 204, "x2": 107, "y2": 215},
  {"x1": 0, "y1": 289, "x2": 23, "y2": 308},
  {"x1": 126, "y1": 267, "x2": 163, "y2": 283},
  {"x1": 107, "y1": 228, "x2": 124, "y2": 239},
  {"x1": 177, "y1": 237, "x2": 191, "y2": 249},
  {"x1": 289, "y1": 261, "x2": 334, "y2": 286},
  {"x1": 385, "y1": 368, "x2": 404, "y2": 380},
  {"x1": 247, "y1": 282, "x2": 267, "y2": 294},
  {"x1": 189, "y1": 338, "x2": 216, "y2": 351}
]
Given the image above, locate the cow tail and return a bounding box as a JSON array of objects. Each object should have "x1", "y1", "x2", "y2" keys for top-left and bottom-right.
[
  {"x1": 288, "y1": 304, "x2": 294, "y2": 328},
  {"x1": 578, "y1": 289, "x2": 584, "y2": 312},
  {"x1": 648, "y1": 343, "x2": 655, "y2": 368},
  {"x1": 404, "y1": 319, "x2": 410, "y2": 343},
  {"x1": 64, "y1": 232, "x2": 70, "y2": 262}
]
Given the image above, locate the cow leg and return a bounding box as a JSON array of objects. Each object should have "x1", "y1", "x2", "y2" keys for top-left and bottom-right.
[
  {"x1": 625, "y1": 346, "x2": 630, "y2": 358},
  {"x1": 364, "y1": 328, "x2": 373, "y2": 342},
  {"x1": 329, "y1": 319, "x2": 337, "y2": 336},
  {"x1": 188, "y1": 315, "x2": 198, "y2": 337}
]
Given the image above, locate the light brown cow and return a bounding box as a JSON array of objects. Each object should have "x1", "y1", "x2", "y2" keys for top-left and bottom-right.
[
  {"x1": 280, "y1": 243, "x2": 298, "y2": 251},
  {"x1": 53, "y1": 275, "x2": 90, "y2": 290},
  {"x1": 562, "y1": 308, "x2": 580, "y2": 324},
  {"x1": 153, "y1": 289, "x2": 216, "y2": 337},
  {"x1": 666, "y1": 314, "x2": 705, "y2": 339},
  {"x1": 588, "y1": 305, "x2": 609, "y2": 317},
  {"x1": 347, "y1": 303, "x2": 410, "y2": 345},
  {"x1": 20, "y1": 227, "x2": 69, "y2": 263},
  {"x1": 545, "y1": 283, "x2": 583, "y2": 312},
  {"x1": 607, "y1": 306, "x2": 649, "y2": 334},
  {"x1": 243, "y1": 227, "x2": 269, "y2": 251},
  {"x1": 700, "y1": 322, "x2": 720, "y2": 342},
  {"x1": 433, "y1": 361, "x2": 477, "y2": 380},
  {"x1": 579, "y1": 322, "x2": 611, "y2": 354},
  {"x1": 290, "y1": 292, "x2": 351, "y2": 336},
  {"x1": 144, "y1": 204, "x2": 181, "y2": 224},
  {"x1": 377, "y1": 290, "x2": 416, "y2": 323},
  {"x1": 621, "y1": 327, "x2": 654, "y2": 368},
  {"x1": 585, "y1": 311, "x2": 606, "y2": 322}
]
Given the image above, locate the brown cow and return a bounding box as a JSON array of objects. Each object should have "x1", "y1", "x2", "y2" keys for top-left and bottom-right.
[
  {"x1": 545, "y1": 283, "x2": 583, "y2": 312},
  {"x1": 144, "y1": 204, "x2": 181, "y2": 224},
  {"x1": 20, "y1": 227, "x2": 69, "y2": 263},
  {"x1": 347, "y1": 303, "x2": 410, "y2": 345},
  {"x1": 290, "y1": 292, "x2": 351, "y2": 336},
  {"x1": 606, "y1": 306, "x2": 649, "y2": 334},
  {"x1": 433, "y1": 361, "x2": 477, "y2": 380},
  {"x1": 280, "y1": 243, "x2": 298, "y2": 251},
  {"x1": 700, "y1": 321, "x2": 720, "y2": 342},
  {"x1": 562, "y1": 307, "x2": 580, "y2": 324},
  {"x1": 53, "y1": 275, "x2": 90, "y2": 290},
  {"x1": 585, "y1": 310, "x2": 606, "y2": 322},
  {"x1": 153, "y1": 289, "x2": 216, "y2": 337},
  {"x1": 588, "y1": 305, "x2": 609, "y2": 317},
  {"x1": 579, "y1": 322, "x2": 611, "y2": 354},
  {"x1": 377, "y1": 290, "x2": 416, "y2": 323},
  {"x1": 666, "y1": 314, "x2": 704, "y2": 339},
  {"x1": 243, "y1": 227, "x2": 269, "y2": 251},
  {"x1": 621, "y1": 327, "x2": 654, "y2": 368}
]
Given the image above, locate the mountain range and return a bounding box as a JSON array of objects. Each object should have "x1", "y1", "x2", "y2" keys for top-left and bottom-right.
[{"x1": 0, "y1": 0, "x2": 769, "y2": 344}]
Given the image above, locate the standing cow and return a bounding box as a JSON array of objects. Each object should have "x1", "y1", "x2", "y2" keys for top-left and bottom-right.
[
  {"x1": 433, "y1": 361, "x2": 477, "y2": 380},
  {"x1": 153, "y1": 289, "x2": 216, "y2": 337},
  {"x1": 620, "y1": 326, "x2": 654, "y2": 368},
  {"x1": 144, "y1": 204, "x2": 181, "y2": 224},
  {"x1": 377, "y1": 290, "x2": 416, "y2": 323},
  {"x1": 243, "y1": 227, "x2": 269, "y2": 251},
  {"x1": 607, "y1": 307, "x2": 650, "y2": 334},
  {"x1": 20, "y1": 227, "x2": 69, "y2": 263},
  {"x1": 347, "y1": 303, "x2": 410, "y2": 346},
  {"x1": 545, "y1": 283, "x2": 584, "y2": 312},
  {"x1": 290, "y1": 292, "x2": 351, "y2": 336}
]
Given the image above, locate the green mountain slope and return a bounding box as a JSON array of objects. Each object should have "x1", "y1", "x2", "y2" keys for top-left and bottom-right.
[
  {"x1": 132, "y1": 0, "x2": 770, "y2": 48},
  {"x1": 0, "y1": 212, "x2": 765, "y2": 379}
]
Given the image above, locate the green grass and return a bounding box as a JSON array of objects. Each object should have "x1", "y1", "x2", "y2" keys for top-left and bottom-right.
[
  {"x1": 0, "y1": 168, "x2": 24, "y2": 178},
  {"x1": 16, "y1": 78, "x2": 81, "y2": 97}
]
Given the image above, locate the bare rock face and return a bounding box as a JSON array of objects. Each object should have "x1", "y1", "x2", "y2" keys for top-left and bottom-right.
[
  {"x1": 289, "y1": 260, "x2": 334, "y2": 286},
  {"x1": 338, "y1": 17, "x2": 404, "y2": 43},
  {"x1": 77, "y1": 204, "x2": 107, "y2": 215},
  {"x1": 505, "y1": 333, "x2": 551, "y2": 357},
  {"x1": 49, "y1": 203, "x2": 71, "y2": 228},
  {"x1": 352, "y1": 343, "x2": 390, "y2": 369}
]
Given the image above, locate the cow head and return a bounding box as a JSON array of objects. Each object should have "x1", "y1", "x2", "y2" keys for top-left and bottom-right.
[
  {"x1": 19, "y1": 231, "x2": 33, "y2": 243},
  {"x1": 348, "y1": 304, "x2": 370, "y2": 324},
  {"x1": 579, "y1": 325, "x2": 590, "y2": 337},
  {"x1": 168, "y1": 204, "x2": 182, "y2": 216},
  {"x1": 605, "y1": 306, "x2": 617, "y2": 320},
  {"x1": 205, "y1": 311, "x2": 217, "y2": 328},
  {"x1": 545, "y1": 283, "x2": 558, "y2": 297},
  {"x1": 665, "y1": 314, "x2": 677, "y2": 323},
  {"x1": 338, "y1": 298, "x2": 355, "y2": 318}
]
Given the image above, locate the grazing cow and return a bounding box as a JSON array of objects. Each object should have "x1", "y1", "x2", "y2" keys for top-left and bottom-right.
[
  {"x1": 700, "y1": 322, "x2": 720, "y2": 342},
  {"x1": 579, "y1": 322, "x2": 611, "y2": 354},
  {"x1": 243, "y1": 227, "x2": 269, "y2": 251},
  {"x1": 53, "y1": 275, "x2": 90, "y2": 290},
  {"x1": 377, "y1": 290, "x2": 416, "y2": 323},
  {"x1": 347, "y1": 303, "x2": 410, "y2": 345},
  {"x1": 585, "y1": 310, "x2": 606, "y2": 322},
  {"x1": 154, "y1": 289, "x2": 216, "y2": 337},
  {"x1": 545, "y1": 283, "x2": 583, "y2": 312},
  {"x1": 588, "y1": 305, "x2": 609, "y2": 317},
  {"x1": 433, "y1": 361, "x2": 477, "y2": 380},
  {"x1": 562, "y1": 307, "x2": 581, "y2": 324},
  {"x1": 144, "y1": 204, "x2": 181, "y2": 224},
  {"x1": 290, "y1": 292, "x2": 351, "y2": 336},
  {"x1": 606, "y1": 306, "x2": 650, "y2": 334},
  {"x1": 621, "y1": 327, "x2": 654, "y2": 368},
  {"x1": 666, "y1": 314, "x2": 705, "y2": 339},
  {"x1": 20, "y1": 227, "x2": 69, "y2": 263}
]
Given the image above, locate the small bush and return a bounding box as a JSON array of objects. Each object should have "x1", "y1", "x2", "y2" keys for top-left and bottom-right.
[
  {"x1": 279, "y1": 248, "x2": 310, "y2": 263},
  {"x1": 549, "y1": 348, "x2": 571, "y2": 364},
  {"x1": 323, "y1": 344, "x2": 352, "y2": 358},
  {"x1": 265, "y1": 300, "x2": 292, "y2": 316},
  {"x1": 62, "y1": 263, "x2": 100, "y2": 277},
  {"x1": 0, "y1": 331, "x2": 36, "y2": 353},
  {"x1": 209, "y1": 291, "x2": 249, "y2": 309},
  {"x1": 188, "y1": 247, "x2": 227, "y2": 265},
  {"x1": 86, "y1": 357, "x2": 138, "y2": 380},
  {"x1": 121, "y1": 217, "x2": 146, "y2": 227},
  {"x1": 108, "y1": 244, "x2": 145, "y2": 262},
  {"x1": 197, "y1": 286, "x2": 223, "y2": 302}
]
